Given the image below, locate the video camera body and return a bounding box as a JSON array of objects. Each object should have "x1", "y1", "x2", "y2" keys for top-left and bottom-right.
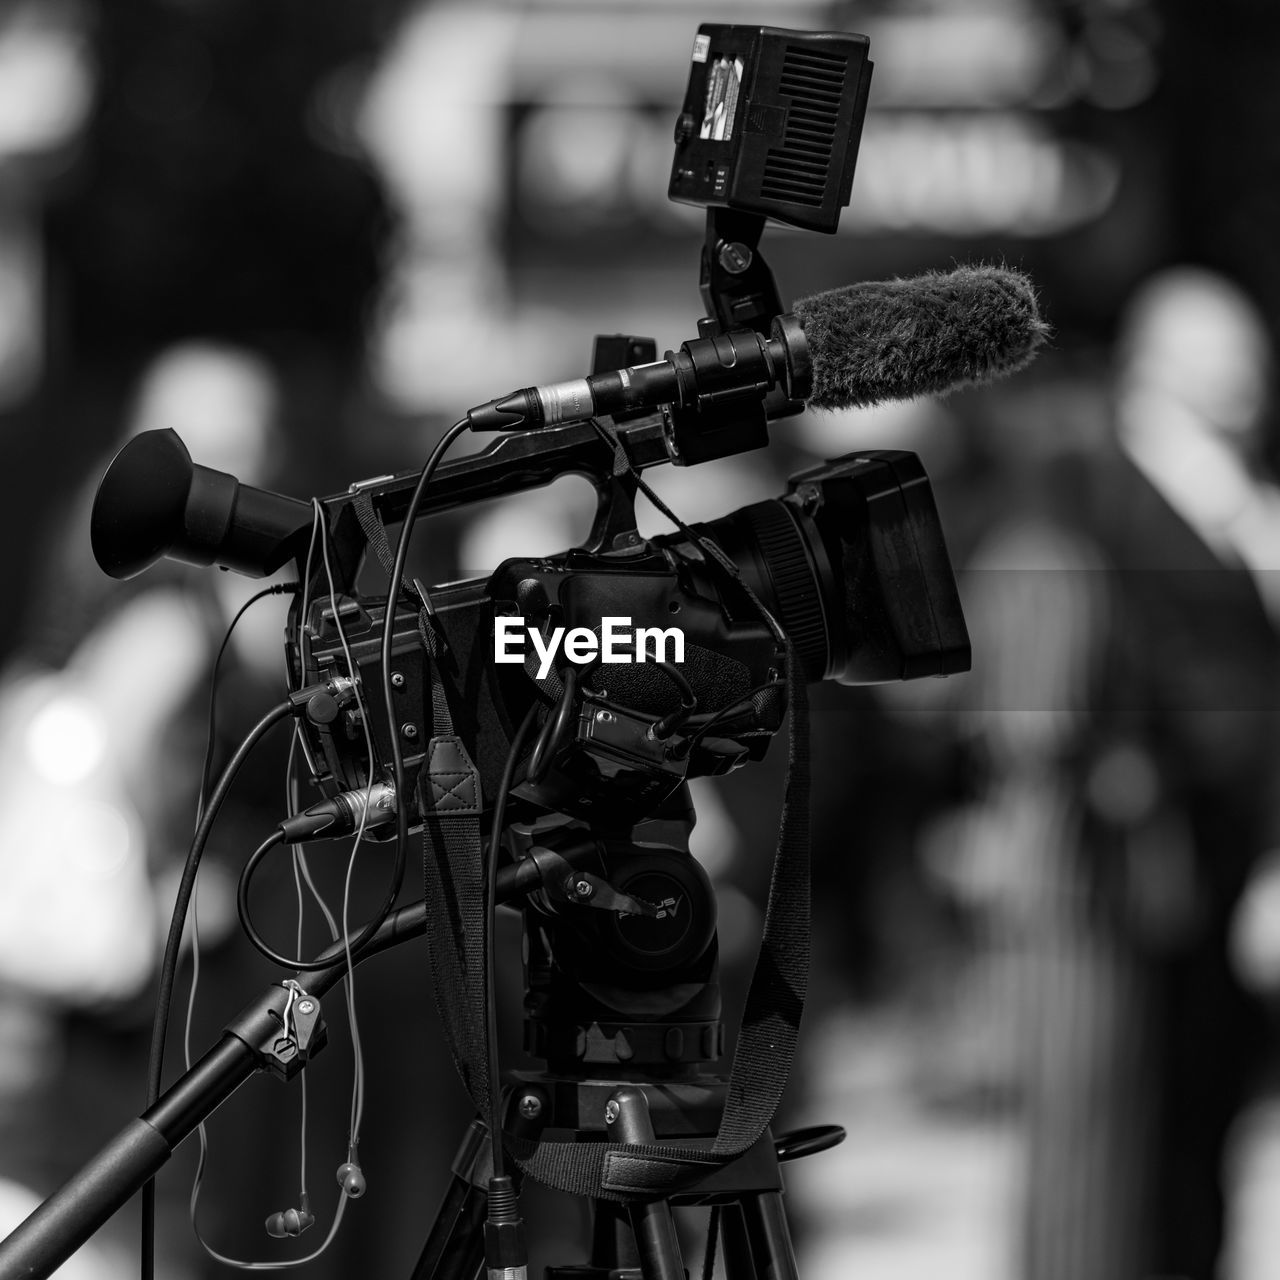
[
  {"x1": 287, "y1": 439, "x2": 968, "y2": 831},
  {"x1": 90, "y1": 408, "x2": 969, "y2": 839},
  {"x1": 92, "y1": 25, "x2": 967, "y2": 836}
]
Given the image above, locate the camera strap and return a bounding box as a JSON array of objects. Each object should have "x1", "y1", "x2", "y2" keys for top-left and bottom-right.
[
  {"x1": 352, "y1": 488, "x2": 498, "y2": 1121},
  {"x1": 360, "y1": 443, "x2": 811, "y2": 1203},
  {"x1": 511, "y1": 647, "x2": 809, "y2": 1201},
  {"x1": 413, "y1": 653, "x2": 806, "y2": 1203},
  {"x1": 498, "y1": 424, "x2": 811, "y2": 1199}
]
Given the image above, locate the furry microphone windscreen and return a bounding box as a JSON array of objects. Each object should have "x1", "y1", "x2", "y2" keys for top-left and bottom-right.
[{"x1": 793, "y1": 265, "x2": 1050, "y2": 411}]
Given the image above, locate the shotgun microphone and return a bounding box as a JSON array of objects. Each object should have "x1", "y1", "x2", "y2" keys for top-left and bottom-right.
[
  {"x1": 466, "y1": 265, "x2": 1046, "y2": 432},
  {"x1": 794, "y1": 264, "x2": 1048, "y2": 411}
]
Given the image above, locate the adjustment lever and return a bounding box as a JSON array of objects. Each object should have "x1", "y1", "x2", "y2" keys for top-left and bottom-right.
[
  {"x1": 497, "y1": 844, "x2": 659, "y2": 919},
  {"x1": 560, "y1": 869, "x2": 660, "y2": 919}
]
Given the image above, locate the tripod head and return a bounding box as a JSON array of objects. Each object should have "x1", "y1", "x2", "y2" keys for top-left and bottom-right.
[{"x1": 510, "y1": 790, "x2": 723, "y2": 1080}]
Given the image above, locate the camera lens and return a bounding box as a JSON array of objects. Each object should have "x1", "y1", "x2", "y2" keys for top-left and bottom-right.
[
  {"x1": 678, "y1": 451, "x2": 970, "y2": 685},
  {"x1": 685, "y1": 499, "x2": 832, "y2": 680}
]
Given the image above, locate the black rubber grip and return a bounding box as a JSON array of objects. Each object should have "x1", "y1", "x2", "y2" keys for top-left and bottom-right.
[{"x1": 0, "y1": 1118, "x2": 171, "y2": 1280}]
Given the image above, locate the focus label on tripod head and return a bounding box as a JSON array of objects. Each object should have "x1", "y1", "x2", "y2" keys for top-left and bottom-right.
[
  {"x1": 618, "y1": 874, "x2": 689, "y2": 953},
  {"x1": 604, "y1": 857, "x2": 716, "y2": 975}
]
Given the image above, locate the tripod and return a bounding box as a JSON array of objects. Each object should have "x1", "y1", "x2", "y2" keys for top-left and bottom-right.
[{"x1": 405, "y1": 803, "x2": 842, "y2": 1280}]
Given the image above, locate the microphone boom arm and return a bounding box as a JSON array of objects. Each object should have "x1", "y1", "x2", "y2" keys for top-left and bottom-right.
[
  {"x1": 0, "y1": 907, "x2": 433, "y2": 1280},
  {"x1": 0, "y1": 847, "x2": 598, "y2": 1280}
]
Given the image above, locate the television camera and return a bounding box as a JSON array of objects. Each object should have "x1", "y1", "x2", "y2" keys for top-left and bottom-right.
[{"x1": 0, "y1": 24, "x2": 1043, "y2": 1280}]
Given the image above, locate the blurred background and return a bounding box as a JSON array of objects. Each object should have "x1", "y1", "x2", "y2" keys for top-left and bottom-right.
[{"x1": 0, "y1": 0, "x2": 1278, "y2": 1277}]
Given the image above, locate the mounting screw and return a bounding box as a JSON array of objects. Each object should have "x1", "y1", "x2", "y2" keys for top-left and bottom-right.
[
  {"x1": 401, "y1": 722, "x2": 419, "y2": 741},
  {"x1": 390, "y1": 672, "x2": 406, "y2": 689},
  {"x1": 596, "y1": 710, "x2": 614, "y2": 724},
  {"x1": 717, "y1": 241, "x2": 754, "y2": 275},
  {"x1": 604, "y1": 1100, "x2": 621, "y2": 1125},
  {"x1": 573, "y1": 879, "x2": 595, "y2": 900},
  {"x1": 297, "y1": 999, "x2": 315, "y2": 1016},
  {"x1": 518, "y1": 1094, "x2": 543, "y2": 1120},
  {"x1": 274, "y1": 1038, "x2": 298, "y2": 1063}
]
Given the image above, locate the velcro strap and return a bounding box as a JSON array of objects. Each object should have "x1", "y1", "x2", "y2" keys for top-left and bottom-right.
[
  {"x1": 504, "y1": 1134, "x2": 718, "y2": 1202},
  {"x1": 601, "y1": 1145, "x2": 720, "y2": 1196}
]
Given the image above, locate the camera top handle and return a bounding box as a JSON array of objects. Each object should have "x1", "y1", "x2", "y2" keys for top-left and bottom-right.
[
  {"x1": 90, "y1": 398, "x2": 767, "y2": 594},
  {"x1": 321, "y1": 415, "x2": 670, "y2": 595}
]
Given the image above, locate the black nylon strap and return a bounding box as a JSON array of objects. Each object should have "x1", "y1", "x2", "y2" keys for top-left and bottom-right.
[
  {"x1": 488, "y1": 420, "x2": 812, "y2": 1200},
  {"x1": 387, "y1": 419, "x2": 811, "y2": 1203},
  {"x1": 350, "y1": 488, "x2": 495, "y2": 1120},
  {"x1": 420, "y1": 757, "x2": 492, "y2": 1122},
  {"x1": 353, "y1": 487, "x2": 452, "y2": 729},
  {"x1": 353, "y1": 490, "x2": 398, "y2": 584},
  {"x1": 502, "y1": 645, "x2": 809, "y2": 1200}
]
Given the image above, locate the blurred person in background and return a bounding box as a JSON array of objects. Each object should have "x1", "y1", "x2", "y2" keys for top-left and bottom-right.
[{"x1": 949, "y1": 267, "x2": 1280, "y2": 1280}]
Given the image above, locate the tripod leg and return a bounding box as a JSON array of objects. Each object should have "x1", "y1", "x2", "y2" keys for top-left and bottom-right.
[
  {"x1": 737, "y1": 1187, "x2": 793, "y2": 1280},
  {"x1": 628, "y1": 1199, "x2": 684, "y2": 1280},
  {"x1": 606, "y1": 1088, "x2": 686, "y2": 1280},
  {"x1": 410, "y1": 1122, "x2": 490, "y2": 1280},
  {"x1": 719, "y1": 1203, "x2": 759, "y2": 1280},
  {"x1": 591, "y1": 1201, "x2": 641, "y2": 1272},
  {"x1": 737, "y1": 1191, "x2": 799, "y2": 1280}
]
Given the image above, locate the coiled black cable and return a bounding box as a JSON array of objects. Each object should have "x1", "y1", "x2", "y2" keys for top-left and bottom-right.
[
  {"x1": 236, "y1": 827, "x2": 415, "y2": 973},
  {"x1": 234, "y1": 830, "x2": 296, "y2": 968}
]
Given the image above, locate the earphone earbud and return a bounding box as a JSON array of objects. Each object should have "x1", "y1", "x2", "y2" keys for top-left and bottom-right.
[
  {"x1": 265, "y1": 1195, "x2": 315, "y2": 1238},
  {"x1": 336, "y1": 1161, "x2": 367, "y2": 1199}
]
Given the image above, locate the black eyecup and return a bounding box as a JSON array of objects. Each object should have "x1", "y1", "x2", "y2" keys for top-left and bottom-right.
[{"x1": 90, "y1": 428, "x2": 313, "y2": 580}]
